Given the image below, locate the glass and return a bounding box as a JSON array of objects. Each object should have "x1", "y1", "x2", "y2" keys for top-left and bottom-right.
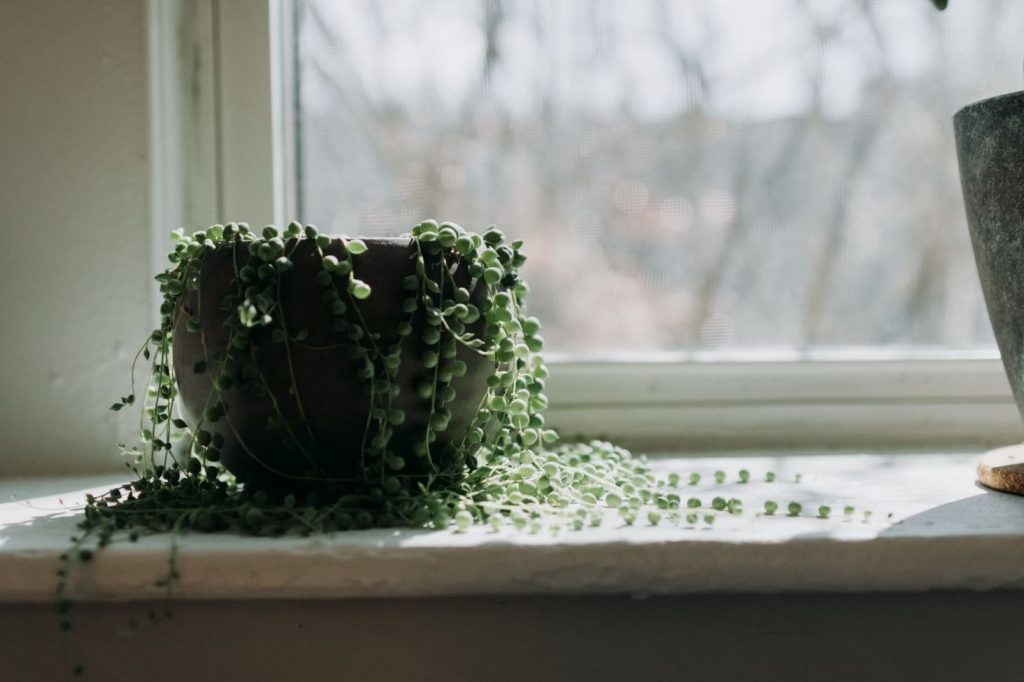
[{"x1": 292, "y1": 0, "x2": 1021, "y2": 354}]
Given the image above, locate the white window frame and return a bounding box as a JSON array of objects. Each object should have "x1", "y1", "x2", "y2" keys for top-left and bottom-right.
[{"x1": 148, "y1": 0, "x2": 1023, "y2": 451}]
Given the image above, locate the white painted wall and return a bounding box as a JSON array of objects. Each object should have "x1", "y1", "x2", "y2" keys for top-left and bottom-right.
[{"x1": 0, "y1": 0, "x2": 153, "y2": 475}]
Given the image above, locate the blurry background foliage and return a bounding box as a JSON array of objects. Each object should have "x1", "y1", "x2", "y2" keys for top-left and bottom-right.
[{"x1": 293, "y1": 0, "x2": 1021, "y2": 354}]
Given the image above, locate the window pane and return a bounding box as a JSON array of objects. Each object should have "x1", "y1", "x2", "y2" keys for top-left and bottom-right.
[{"x1": 293, "y1": 0, "x2": 1016, "y2": 353}]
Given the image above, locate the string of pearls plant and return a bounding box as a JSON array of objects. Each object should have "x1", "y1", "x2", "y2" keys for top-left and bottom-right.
[{"x1": 58, "y1": 220, "x2": 861, "y2": 655}]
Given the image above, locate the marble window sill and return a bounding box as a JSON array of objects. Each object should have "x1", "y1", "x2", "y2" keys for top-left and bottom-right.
[{"x1": 1, "y1": 452, "x2": 1021, "y2": 603}]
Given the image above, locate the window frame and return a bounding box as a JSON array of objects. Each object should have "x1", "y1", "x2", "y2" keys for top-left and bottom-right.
[{"x1": 148, "y1": 0, "x2": 1023, "y2": 451}]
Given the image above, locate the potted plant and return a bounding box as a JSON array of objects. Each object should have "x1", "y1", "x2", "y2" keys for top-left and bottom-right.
[
  {"x1": 62, "y1": 217, "x2": 845, "y2": 587},
  {"x1": 81, "y1": 220, "x2": 730, "y2": 549},
  {"x1": 102, "y1": 220, "x2": 567, "y2": 528}
]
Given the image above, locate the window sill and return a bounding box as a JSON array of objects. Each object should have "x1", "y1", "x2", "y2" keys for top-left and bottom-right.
[{"x1": 1, "y1": 451, "x2": 1022, "y2": 603}]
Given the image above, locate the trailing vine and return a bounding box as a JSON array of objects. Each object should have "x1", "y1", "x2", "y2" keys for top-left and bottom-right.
[{"x1": 59, "y1": 220, "x2": 861, "y2": 675}]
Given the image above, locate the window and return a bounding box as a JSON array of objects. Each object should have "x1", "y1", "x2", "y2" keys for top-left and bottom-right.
[
  {"x1": 290, "y1": 0, "x2": 1021, "y2": 355},
  {"x1": 153, "y1": 0, "x2": 1024, "y2": 449}
]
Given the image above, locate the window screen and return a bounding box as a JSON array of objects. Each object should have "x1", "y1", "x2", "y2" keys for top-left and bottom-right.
[{"x1": 292, "y1": 0, "x2": 1020, "y2": 353}]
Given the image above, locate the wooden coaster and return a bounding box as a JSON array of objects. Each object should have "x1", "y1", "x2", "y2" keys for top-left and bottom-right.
[{"x1": 978, "y1": 444, "x2": 1024, "y2": 495}]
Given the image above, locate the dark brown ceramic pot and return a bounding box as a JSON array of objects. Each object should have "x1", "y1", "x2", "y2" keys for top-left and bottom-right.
[{"x1": 172, "y1": 237, "x2": 493, "y2": 491}]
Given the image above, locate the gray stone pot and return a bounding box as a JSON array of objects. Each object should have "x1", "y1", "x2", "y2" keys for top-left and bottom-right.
[{"x1": 955, "y1": 91, "x2": 1024, "y2": 422}]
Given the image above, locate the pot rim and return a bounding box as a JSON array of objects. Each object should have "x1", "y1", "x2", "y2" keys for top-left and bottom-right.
[
  {"x1": 954, "y1": 89, "x2": 1024, "y2": 122},
  {"x1": 315, "y1": 235, "x2": 413, "y2": 244}
]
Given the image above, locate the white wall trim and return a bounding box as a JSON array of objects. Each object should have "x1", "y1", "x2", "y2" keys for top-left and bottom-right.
[
  {"x1": 269, "y1": 0, "x2": 299, "y2": 226},
  {"x1": 148, "y1": 0, "x2": 291, "y2": 235},
  {"x1": 215, "y1": 0, "x2": 292, "y2": 228},
  {"x1": 147, "y1": 0, "x2": 218, "y2": 301},
  {"x1": 545, "y1": 355, "x2": 1021, "y2": 450}
]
